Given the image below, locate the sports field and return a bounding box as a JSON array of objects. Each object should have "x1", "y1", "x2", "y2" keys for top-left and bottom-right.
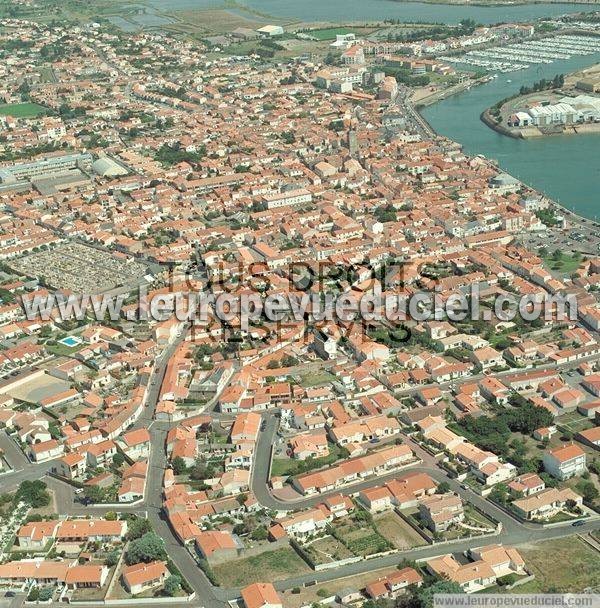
[{"x1": 0, "y1": 103, "x2": 48, "y2": 118}]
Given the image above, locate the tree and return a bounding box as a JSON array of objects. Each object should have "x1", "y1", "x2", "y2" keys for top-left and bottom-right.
[
  {"x1": 576, "y1": 480, "x2": 599, "y2": 504},
  {"x1": 126, "y1": 517, "x2": 152, "y2": 541},
  {"x1": 250, "y1": 526, "x2": 268, "y2": 541},
  {"x1": 437, "y1": 481, "x2": 450, "y2": 494},
  {"x1": 113, "y1": 453, "x2": 125, "y2": 468},
  {"x1": 172, "y1": 456, "x2": 187, "y2": 475},
  {"x1": 414, "y1": 581, "x2": 464, "y2": 608},
  {"x1": 163, "y1": 575, "x2": 181, "y2": 597},
  {"x1": 105, "y1": 550, "x2": 120, "y2": 567},
  {"x1": 189, "y1": 460, "x2": 212, "y2": 481},
  {"x1": 281, "y1": 355, "x2": 298, "y2": 367},
  {"x1": 125, "y1": 532, "x2": 167, "y2": 565},
  {"x1": 490, "y1": 483, "x2": 509, "y2": 505},
  {"x1": 362, "y1": 601, "x2": 388, "y2": 608},
  {"x1": 83, "y1": 485, "x2": 105, "y2": 504},
  {"x1": 38, "y1": 587, "x2": 53, "y2": 601},
  {"x1": 15, "y1": 480, "x2": 50, "y2": 508}
]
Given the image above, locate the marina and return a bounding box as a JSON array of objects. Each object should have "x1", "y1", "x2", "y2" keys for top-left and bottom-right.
[{"x1": 441, "y1": 34, "x2": 600, "y2": 73}]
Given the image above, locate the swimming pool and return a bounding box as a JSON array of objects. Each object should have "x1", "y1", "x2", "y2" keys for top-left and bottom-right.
[{"x1": 58, "y1": 336, "x2": 82, "y2": 348}]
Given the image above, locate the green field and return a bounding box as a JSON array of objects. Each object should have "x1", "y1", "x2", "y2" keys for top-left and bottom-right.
[
  {"x1": 302, "y1": 27, "x2": 362, "y2": 41},
  {"x1": 299, "y1": 370, "x2": 337, "y2": 387},
  {"x1": 0, "y1": 103, "x2": 48, "y2": 118}
]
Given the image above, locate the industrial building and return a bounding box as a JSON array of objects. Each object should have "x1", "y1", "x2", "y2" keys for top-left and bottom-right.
[{"x1": 510, "y1": 95, "x2": 600, "y2": 128}]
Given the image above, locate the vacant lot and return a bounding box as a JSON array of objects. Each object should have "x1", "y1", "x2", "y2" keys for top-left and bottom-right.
[
  {"x1": 6, "y1": 374, "x2": 72, "y2": 405},
  {"x1": 517, "y1": 537, "x2": 600, "y2": 592},
  {"x1": 304, "y1": 535, "x2": 353, "y2": 565},
  {"x1": 373, "y1": 511, "x2": 427, "y2": 550},
  {"x1": 335, "y1": 521, "x2": 391, "y2": 557},
  {"x1": 281, "y1": 564, "x2": 402, "y2": 608},
  {"x1": 298, "y1": 370, "x2": 337, "y2": 387},
  {"x1": 213, "y1": 547, "x2": 310, "y2": 587},
  {"x1": 0, "y1": 103, "x2": 48, "y2": 118}
]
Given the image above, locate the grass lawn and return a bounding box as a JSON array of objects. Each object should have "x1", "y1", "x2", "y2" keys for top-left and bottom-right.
[
  {"x1": 373, "y1": 512, "x2": 427, "y2": 550},
  {"x1": 543, "y1": 251, "x2": 582, "y2": 275},
  {"x1": 300, "y1": 26, "x2": 373, "y2": 40},
  {"x1": 0, "y1": 102, "x2": 48, "y2": 118},
  {"x1": 517, "y1": 537, "x2": 600, "y2": 592},
  {"x1": 299, "y1": 370, "x2": 337, "y2": 388},
  {"x1": 212, "y1": 547, "x2": 310, "y2": 587},
  {"x1": 271, "y1": 442, "x2": 346, "y2": 477},
  {"x1": 46, "y1": 342, "x2": 83, "y2": 357}
]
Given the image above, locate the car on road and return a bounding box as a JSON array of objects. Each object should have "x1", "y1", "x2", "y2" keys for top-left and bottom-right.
[
  {"x1": 260, "y1": 420, "x2": 267, "y2": 431},
  {"x1": 74, "y1": 488, "x2": 84, "y2": 495},
  {"x1": 572, "y1": 520, "x2": 585, "y2": 527}
]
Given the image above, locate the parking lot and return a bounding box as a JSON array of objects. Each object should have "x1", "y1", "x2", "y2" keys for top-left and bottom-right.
[{"x1": 519, "y1": 210, "x2": 600, "y2": 258}]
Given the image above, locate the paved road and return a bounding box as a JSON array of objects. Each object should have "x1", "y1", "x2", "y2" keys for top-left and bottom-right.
[
  {"x1": 0, "y1": 592, "x2": 25, "y2": 608},
  {"x1": 0, "y1": 460, "x2": 53, "y2": 491},
  {"x1": 117, "y1": 328, "x2": 228, "y2": 608},
  {"x1": 0, "y1": 431, "x2": 29, "y2": 471}
]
